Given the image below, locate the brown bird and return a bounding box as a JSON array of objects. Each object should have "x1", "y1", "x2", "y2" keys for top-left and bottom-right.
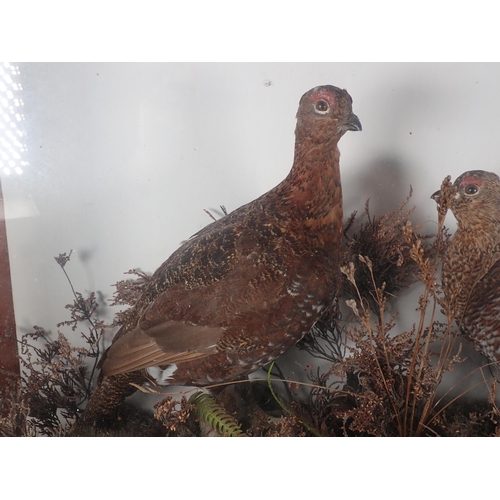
[
  {"x1": 82, "y1": 85, "x2": 361, "y2": 425},
  {"x1": 432, "y1": 170, "x2": 500, "y2": 364}
]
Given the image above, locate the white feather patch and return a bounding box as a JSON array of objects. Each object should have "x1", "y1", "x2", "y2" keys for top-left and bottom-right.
[{"x1": 147, "y1": 364, "x2": 178, "y2": 384}]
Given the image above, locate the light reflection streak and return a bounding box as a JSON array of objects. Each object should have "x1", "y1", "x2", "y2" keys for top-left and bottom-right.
[{"x1": 0, "y1": 62, "x2": 28, "y2": 176}]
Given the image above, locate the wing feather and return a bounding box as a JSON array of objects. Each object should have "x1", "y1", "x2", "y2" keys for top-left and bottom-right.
[{"x1": 103, "y1": 321, "x2": 224, "y2": 377}]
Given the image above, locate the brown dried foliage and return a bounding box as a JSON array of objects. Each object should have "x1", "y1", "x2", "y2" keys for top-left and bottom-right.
[
  {"x1": 343, "y1": 189, "x2": 421, "y2": 313},
  {"x1": 154, "y1": 396, "x2": 200, "y2": 436}
]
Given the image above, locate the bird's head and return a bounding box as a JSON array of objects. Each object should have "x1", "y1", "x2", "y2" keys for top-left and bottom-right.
[
  {"x1": 432, "y1": 170, "x2": 500, "y2": 228},
  {"x1": 296, "y1": 85, "x2": 361, "y2": 142}
]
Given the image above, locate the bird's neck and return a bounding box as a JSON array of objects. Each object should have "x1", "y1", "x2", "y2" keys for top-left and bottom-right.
[
  {"x1": 277, "y1": 133, "x2": 343, "y2": 227},
  {"x1": 456, "y1": 219, "x2": 500, "y2": 249}
]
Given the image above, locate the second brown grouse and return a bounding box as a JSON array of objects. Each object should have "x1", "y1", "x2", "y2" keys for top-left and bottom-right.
[{"x1": 433, "y1": 170, "x2": 500, "y2": 364}]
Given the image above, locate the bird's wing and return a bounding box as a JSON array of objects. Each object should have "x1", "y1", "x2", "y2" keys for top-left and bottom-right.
[
  {"x1": 102, "y1": 320, "x2": 223, "y2": 376},
  {"x1": 103, "y1": 201, "x2": 288, "y2": 377}
]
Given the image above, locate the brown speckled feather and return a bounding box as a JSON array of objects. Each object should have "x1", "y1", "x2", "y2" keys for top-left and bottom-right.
[
  {"x1": 434, "y1": 170, "x2": 500, "y2": 362},
  {"x1": 82, "y1": 85, "x2": 361, "y2": 425}
]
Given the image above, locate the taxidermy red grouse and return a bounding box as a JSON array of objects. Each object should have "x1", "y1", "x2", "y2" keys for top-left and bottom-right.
[
  {"x1": 433, "y1": 170, "x2": 500, "y2": 364},
  {"x1": 81, "y1": 85, "x2": 361, "y2": 425}
]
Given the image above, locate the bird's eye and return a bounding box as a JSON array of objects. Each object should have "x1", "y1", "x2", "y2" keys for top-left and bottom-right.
[
  {"x1": 464, "y1": 184, "x2": 479, "y2": 195},
  {"x1": 315, "y1": 99, "x2": 329, "y2": 114}
]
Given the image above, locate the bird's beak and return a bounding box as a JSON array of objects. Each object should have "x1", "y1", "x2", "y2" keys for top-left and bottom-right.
[
  {"x1": 343, "y1": 113, "x2": 362, "y2": 132},
  {"x1": 431, "y1": 190, "x2": 441, "y2": 203}
]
